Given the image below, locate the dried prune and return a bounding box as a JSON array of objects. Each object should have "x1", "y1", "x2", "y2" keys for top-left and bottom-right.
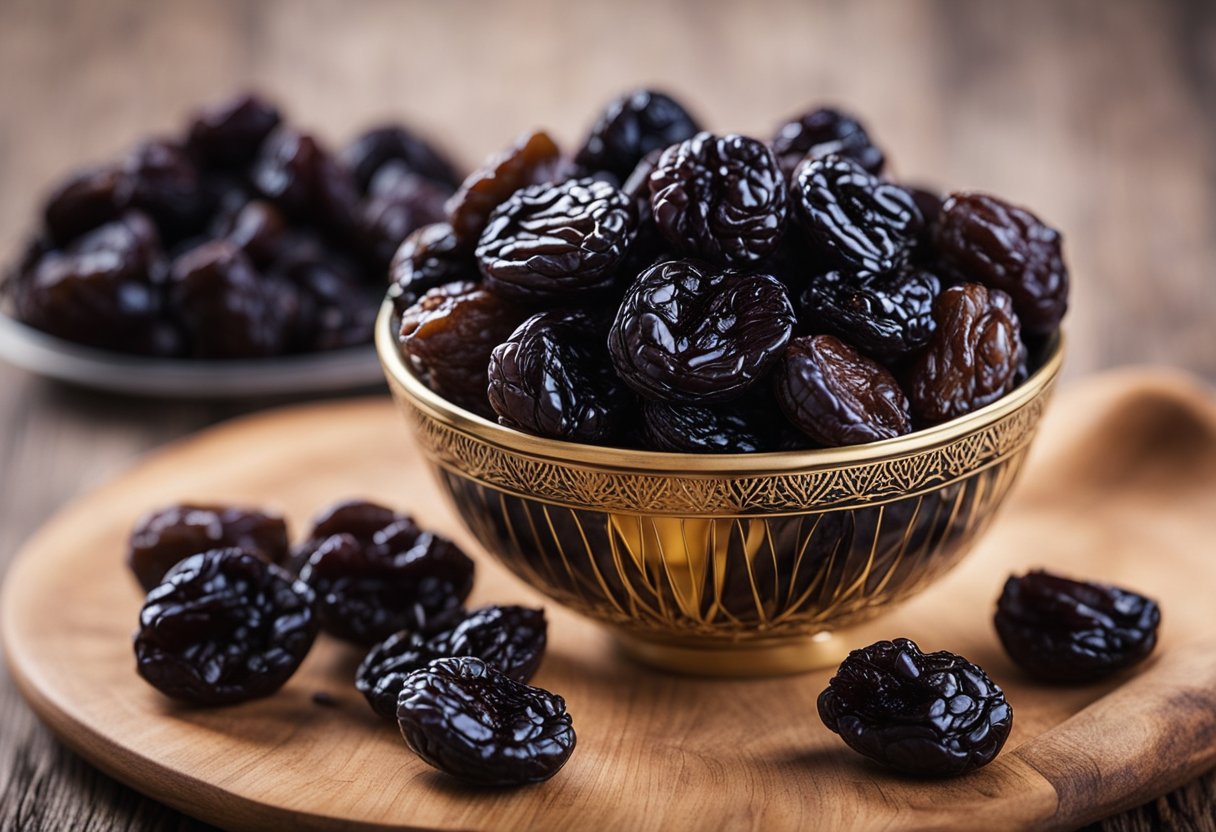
[
  {"x1": 446, "y1": 131, "x2": 562, "y2": 249},
  {"x1": 134, "y1": 548, "x2": 318, "y2": 705},
  {"x1": 488, "y1": 310, "x2": 627, "y2": 441},
  {"x1": 995, "y1": 570, "x2": 1161, "y2": 682},
  {"x1": 771, "y1": 107, "x2": 885, "y2": 180},
  {"x1": 397, "y1": 657, "x2": 575, "y2": 786},
  {"x1": 791, "y1": 155, "x2": 921, "y2": 275},
  {"x1": 128, "y1": 503, "x2": 290, "y2": 591},
  {"x1": 776, "y1": 335, "x2": 911, "y2": 446},
  {"x1": 574, "y1": 89, "x2": 701, "y2": 181},
  {"x1": 608, "y1": 259, "x2": 795, "y2": 403},
  {"x1": 399, "y1": 282, "x2": 525, "y2": 418},
  {"x1": 800, "y1": 269, "x2": 941, "y2": 362},
  {"x1": 933, "y1": 193, "x2": 1068, "y2": 334},
  {"x1": 214, "y1": 200, "x2": 286, "y2": 267},
  {"x1": 649, "y1": 132, "x2": 787, "y2": 264},
  {"x1": 251, "y1": 125, "x2": 360, "y2": 237},
  {"x1": 907, "y1": 283, "x2": 1022, "y2": 425},
  {"x1": 117, "y1": 140, "x2": 210, "y2": 239},
  {"x1": 43, "y1": 166, "x2": 127, "y2": 245},
  {"x1": 389, "y1": 223, "x2": 478, "y2": 314},
  {"x1": 342, "y1": 125, "x2": 462, "y2": 192},
  {"x1": 357, "y1": 630, "x2": 438, "y2": 719},
  {"x1": 641, "y1": 398, "x2": 786, "y2": 453},
  {"x1": 361, "y1": 165, "x2": 451, "y2": 267},
  {"x1": 818, "y1": 638, "x2": 1012, "y2": 777},
  {"x1": 477, "y1": 178, "x2": 636, "y2": 301},
  {"x1": 289, "y1": 498, "x2": 413, "y2": 572},
  {"x1": 187, "y1": 93, "x2": 282, "y2": 168}
]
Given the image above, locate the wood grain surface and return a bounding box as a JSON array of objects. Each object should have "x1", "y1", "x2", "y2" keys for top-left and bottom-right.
[
  {"x1": 2, "y1": 371, "x2": 1216, "y2": 832},
  {"x1": 0, "y1": 0, "x2": 1214, "y2": 830}
]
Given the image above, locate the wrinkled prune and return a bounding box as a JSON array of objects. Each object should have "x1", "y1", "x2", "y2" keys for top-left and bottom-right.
[
  {"x1": 477, "y1": 178, "x2": 636, "y2": 301},
  {"x1": 356, "y1": 630, "x2": 437, "y2": 719},
  {"x1": 187, "y1": 93, "x2": 282, "y2": 168},
  {"x1": 251, "y1": 126, "x2": 361, "y2": 237},
  {"x1": 397, "y1": 657, "x2": 575, "y2": 786},
  {"x1": 388, "y1": 223, "x2": 478, "y2": 314},
  {"x1": 908, "y1": 283, "x2": 1022, "y2": 425},
  {"x1": 134, "y1": 548, "x2": 318, "y2": 705},
  {"x1": 776, "y1": 335, "x2": 911, "y2": 446},
  {"x1": 446, "y1": 131, "x2": 562, "y2": 249},
  {"x1": 399, "y1": 282, "x2": 525, "y2": 418},
  {"x1": 361, "y1": 165, "x2": 451, "y2": 267},
  {"x1": 342, "y1": 125, "x2": 462, "y2": 192},
  {"x1": 649, "y1": 132, "x2": 787, "y2": 264},
  {"x1": 289, "y1": 498, "x2": 410, "y2": 569},
  {"x1": 771, "y1": 107, "x2": 885, "y2": 180},
  {"x1": 995, "y1": 570, "x2": 1161, "y2": 682},
  {"x1": 128, "y1": 503, "x2": 290, "y2": 591},
  {"x1": 791, "y1": 155, "x2": 921, "y2": 275},
  {"x1": 641, "y1": 398, "x2": 793, "y2": 453},
  {"x1": 933, "y1": 193, "x2": 1068, "y2": 334},
  {"x1": 800, "y1": 269, "x2": 941, "y2": 362},
  {"x1": 117, "y1": 140, "x2": 209, "y2": 239},
  {"x1": 609, "y1": 259, "x2": 795, "y2": 403},
  {"x1": 214, "y1": 199, "x2": 286, "y2": 267},
  {"x1": 43, "y1": 166, "x2": 127, "y2": 245},
  {"x1": 575, "y1": 89, "x2": 701, "y2": 181},
  {"x1": 488, "y1": 310, "x2": 627, "y2": 441},
  {"x1": 818, "y1": 638, "x2": 1012, "y2": 777}
]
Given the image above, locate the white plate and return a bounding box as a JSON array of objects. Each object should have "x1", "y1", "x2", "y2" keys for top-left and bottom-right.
[{"x1": 0, "y1": 313, "x2": 386, "y2": 398}]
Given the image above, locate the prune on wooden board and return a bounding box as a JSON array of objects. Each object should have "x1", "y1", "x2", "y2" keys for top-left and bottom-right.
[
  {"x1": 476, "y1": 178, "x2": 636, "y2": 301},
  {"x1": 43, "y1": 165, "x2": 127, "y2": 245},
  {"x1": 800, "y1": 269, "x2": 941, "y2": 362},
  {"x1": 932, "y1": 192, "x2": 1069, "y2": 335},
  {"x1": 574, "y1": 89, "x2": 702, "y2": 182},
  {"x1": 360, "y1": 164, "x2": 451, "y2": 267},
  {"x1": 388, "y1": 222, "x2": 479, "y2": 314},
  {"x1": 907, "y1": 283, "x2": 1023, "y2": 425},
  {"x1": 771, "y1": 106, "x2": 885, "y2": 180},
  {"x1": 608, "y1": 259, "x2": 795, "y2": 403},
  {"x1": 776, "y1": 335, "x2": 912, "y2": 446},
  {"x1": 649, "y1": 132, "x2": 787, "y2": 264},
  {"x1": 356, "y1": 605, "x2": 548, "y2": 719},
  {"x1": 641, "y1": 397, "x2": 799, "y2": 453},
  {"x1": 186, "y1": 92, "x2": 282, "y2": 169},
  {"x1": 342, "y1": 124, "x2": 462, "y2": 193},
  {"x1": 488, "y1": 309, "x2": 627, "y2": 442},
  {"x1": 791, "y1": 155, "x2": 921, "y2": 275},
  {"x1": 445, "y1": 130, "x2": 563, "y2": 249},
  {"x1": 818, "y1": 638, "x2": 1013, "y2": 777},
  {"x1": 128, "y1": 503, "x2": 290, "y2": 591},
  {"x1": 397, "y1": 656, "x2": 575, "y2": 786},
  {"x1": 399, "y1": 281, "x2": 526, "y2": 418},
  {"x1": 995, "y1": 570, "x2": 1161, "y2": 683},
  {"x1": 134, "y1": 548, "x2": 318, "y2": 706}
]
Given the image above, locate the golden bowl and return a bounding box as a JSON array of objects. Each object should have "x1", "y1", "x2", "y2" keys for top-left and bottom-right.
[{"x1": 377, "y1": 302, "x2": 1063, "y2": 676}]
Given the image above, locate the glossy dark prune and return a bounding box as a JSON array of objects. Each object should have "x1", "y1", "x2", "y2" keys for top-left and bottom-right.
[
  {"x1": 361, "y1": 165, "x2": 451, "y2": 267},
  {"x1": 908, "y1": 283, "x2": 1022, "y2": 425},
  {"x1": 388, "y1": 223, "x2": 478, "y2": 314},
  {"x1": 608, "y1": 259, "x2": 795, "y2": 403},
  {"x1": 488, "y1": 310, "x2": 627, "y2": 442},
  {"x1": 818, "y1": 638, "x2": 1012, "y2": 777},
  {"x1": 43, "y1": 166, "x2": 127, "y2": 245},
  {"x1": 289, "y1": 498, "x2": 414, "y2": 573},
  {"x1": 399, "y1": 282, "x2": 526, "y2": 418},
  {"x1": 771, "y1": 106, "x2": 885, "y2": 180},
  {"x1": 128, "y1": 503, "x2": 290, "y2": 591},
  {"x1": 134, "y1": 548, "x2": 318, "y2": 705},
  {"x1": 117, "y1": 140, "x2": 210, "y2": 239},
  {"x1": 641, "y1": 398, "x2": 793, "y2": 453},
  {"x1": 791, "y1": 155, "x2": 921, "y2": 275},
  {"x1": 251, "y1": 127, "x2": 363, "y2": 238},
  {"x1": 995, "y1": 570, "x2": 1161, "y2": 682},
  {"x1": 477, "y1": 178, "x2": 636, "y2": 301},
  {"x1": 397, "y1": 657, "x2": 575, "y2": 786},
  {"x1": 776, "y1": 335, "x2": 911, "y2": 446},
  {"x1": 800, "y1": 269, "x2": 941, "y2": 362},
  {"x1": 214, "y1": 200, "x2": 287, "y2": 267},
  {"x1": 933, "y1": 193, "x2": 1068, "y2": 335},
  {"x1": 356, "y1": 630, "x2": 438, "y2": 719},
  {"x1": 649, "y1": 132, "x2": 787, "y2": 264},
  {"x1": 342, "y1": 125, "x2": 462, "y2": 192},
  {"x1": 574, "y1": 89, "x2": 702, "y2": 181},
  {"x1": 187, "y1": 93, "x2": 282, "y2": 168}
]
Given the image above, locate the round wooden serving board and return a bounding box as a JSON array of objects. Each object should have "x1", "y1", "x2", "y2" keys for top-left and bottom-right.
[{"x1": 4, "y1": 370, "x2": 1216, "y2": 832}]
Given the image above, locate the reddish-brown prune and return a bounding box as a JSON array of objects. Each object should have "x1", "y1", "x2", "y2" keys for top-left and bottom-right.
[
  {"x1": 933, "y1": 193, "x2": 1068, "y2": 335},
  {"x1": 818, "y1": 638, "x2": 1012, "y2": 777},
  {"x1": 117, "y1": 139, "x2": 210, "y2": 240},
  {"x1": 399, "y1": 282, "x2": 526, "y2": 418},
  {"x1": 908, "y1": 283, "x2": 1022, "y2": 425},
  {"x1": 995, "y1": 570, "x2": 1161, "y2": 683},
  {"x1": 791, "y1": 155, "x2": 921, "y2": 275},
  {"x1": 641, "y1": 398, "x2": 794, "y2": 453},
  {"x1": 342, "y1": 124, "x2": 462, "y2": 192},
  {"x1": 356, "y1": 605, "x2": 548, "y2": 719},
  {"x1": 771, "y1": 107, "x2": 885, "y2": 180},
  {"x1": 445, "y1": 131, "x2": 562, "y2": 249},
  {"x1": 608, "y1": 259, "x2": 795, "y2": 403},
  {"x1": 186, "y1": 93, "x2": 282, "y2": 168},
  {"x1": 397, "y1": 657, "x2": 575, "y2": 786},
  {"x1": 649, "y1": 133, "x2": 787, "y2": 264},
  {"x1": 388, "y1": 223, "x2": 478, "y2": 314},
  {"x1": 477, "y1": 178, "x2": 636, "y2": 301},
  {"x1": 43, "y1": 165, "x2": 127, "y2": 245},
  {"x1": 289, "y1": 498, "x2": 414, "y2": 573},
  {"x1": 574, "y1": 89, "x2": 702, "y2": 182},
  {"x1": 128, "y1": 503, "x2": 290, "y2": 591},
  {"x1": 488, "y1": 310, "x2": 627, "y2": 442},
  {"x1": 776, "y1": 335, "x2": 911, "y2": 446},
  {"x1": 800, "y1": 269, "x2": 941, "y2": 362},
  {"x1": 361, "y1": 164, "x2": 451, "y2": 267},
  {"x1": 134, "y1": 548, "x2": 318, "y2": 705}
]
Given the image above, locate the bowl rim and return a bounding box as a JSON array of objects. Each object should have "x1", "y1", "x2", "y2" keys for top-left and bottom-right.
[{"x1": 376, "y1": 300, "x2": 1064, "y2": 474}]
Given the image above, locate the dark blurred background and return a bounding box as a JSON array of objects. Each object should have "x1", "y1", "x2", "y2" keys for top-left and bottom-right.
[{"x1": 0, "y1": 1, "x2": 1213, "y2": 830}]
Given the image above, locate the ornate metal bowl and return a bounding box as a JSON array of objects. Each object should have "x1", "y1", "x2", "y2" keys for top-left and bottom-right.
[{"x1": 377, "y1": 303, "x2": 1063, "y2": 676}]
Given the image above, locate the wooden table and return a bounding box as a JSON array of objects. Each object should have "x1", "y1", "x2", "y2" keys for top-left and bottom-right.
[{"x1": 0, "y1": 0, "x2": 1212, "y2": 829}]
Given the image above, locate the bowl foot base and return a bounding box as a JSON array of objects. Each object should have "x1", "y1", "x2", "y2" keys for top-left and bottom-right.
[{"x1": 614, "y1": 630, "x2": 846, "y2": 677}]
